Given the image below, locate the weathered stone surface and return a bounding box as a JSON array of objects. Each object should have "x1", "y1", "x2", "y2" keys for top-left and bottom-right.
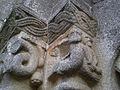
[
  {"x1": 0, "y1": 0, "x2": 17, "y2": 32},
  {"x1": 0, "y1": 0, "x2": 120, "y2": 90},
  {"x1": 24, "y1": 0, "x2": 65, "y2": 22},
  {"x1": 93, "y1": 0, "x2": 120, "y2": 90}
]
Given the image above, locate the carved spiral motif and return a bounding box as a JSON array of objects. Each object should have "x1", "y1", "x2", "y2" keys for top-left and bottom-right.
[{"x1": 7, "y1": 35, "x2": 38, "y2": 77}]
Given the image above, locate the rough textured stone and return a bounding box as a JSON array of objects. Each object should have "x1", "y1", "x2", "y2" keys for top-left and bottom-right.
[
  {"x1": 24, "y1": 0, "x2": 65, "y2": 22},
  {"x1": 93, "y1": 0, "x2": 120, "y2": 90},
  {"x1": 0, "y1": 0, "x2": 120, "y2": 90},
  {"x1": 0, "y1": 0, "x2": 15, "y2": 31}
]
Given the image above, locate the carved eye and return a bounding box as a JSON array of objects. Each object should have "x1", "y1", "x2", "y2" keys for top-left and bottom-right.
[{"x1": 49, "y1": 48, "x2": 59, "y2": 57}]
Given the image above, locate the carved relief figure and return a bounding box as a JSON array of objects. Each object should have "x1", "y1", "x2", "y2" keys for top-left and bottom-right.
[
  {"x1": 46, "y1": 1, "x2": 101, "y2": 90},
  {"x1": 7, "y1": 32, "x2": 39, "y2": 77},
  {"x1": 0, "y1": 1, "x2": 102, "y2": 90},
  {"x1": 0, "y1": 5, "x2": 47, "y2": 89},
  {"x1": 49, "y1": 26, "x2": 101, "y2": 90}
]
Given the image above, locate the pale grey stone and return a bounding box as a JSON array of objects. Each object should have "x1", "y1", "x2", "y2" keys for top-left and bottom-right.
[
  {"x1": 0, "y1": 0, "x2": 120, "y2": 90},
  {"x1": 24, "y1": 0, "x2": 64, "y2": 22},
  {"x1": 0, "y1": 0, "x2": 15, "y2": 31},
  {"x1": 93, "y1": 0, "x2": 120, "y2": 90}
]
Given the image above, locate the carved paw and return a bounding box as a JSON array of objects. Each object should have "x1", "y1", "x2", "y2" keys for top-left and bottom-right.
[
  {"x1": 48, "y1": 61, "x2": 63, "y2": 79},
  {"x1": 88, "y1": 64, "x2": 96, "y2": 72},
  {"x1": 94, "y1": 66, "x2": 102, "y2": 75},
  {"x1": 89, "y1": 64, "x2": 101, "y2": 73},
  {"x1": 88, "y1": 63, "x2": 101, "y2": 75}
]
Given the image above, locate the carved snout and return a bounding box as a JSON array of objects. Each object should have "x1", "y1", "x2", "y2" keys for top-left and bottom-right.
[{"x1": 30, "y1": 70, "x2": 43, "y2": 87}]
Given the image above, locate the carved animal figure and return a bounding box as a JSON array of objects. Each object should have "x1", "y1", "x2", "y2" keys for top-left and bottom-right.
[
  {"x1": 6, "y1": 33, "x2": 39, "y2": 77},
  {"x1": 49, "y1": 26, "x2": 101, "y2": 90}
]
